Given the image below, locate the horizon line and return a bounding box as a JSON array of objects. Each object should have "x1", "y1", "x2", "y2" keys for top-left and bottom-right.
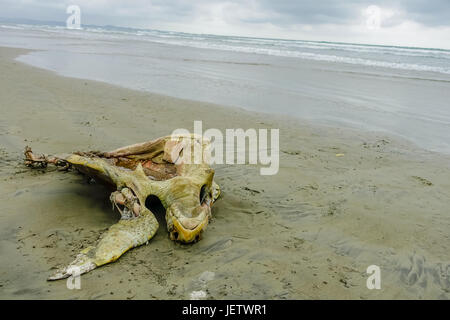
[{"x1": 1, "y1": 16, "x2": 449, "y2": 52}]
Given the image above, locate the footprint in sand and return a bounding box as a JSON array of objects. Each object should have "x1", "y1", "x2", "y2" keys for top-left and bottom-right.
[{"x1": 411, "y1": 176, "x2": 433, "y2": 186}]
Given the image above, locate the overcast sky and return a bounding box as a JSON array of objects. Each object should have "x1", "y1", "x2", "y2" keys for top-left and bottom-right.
[{"x1": 2, "y1": 0, "x2": 450, "y2": 49}]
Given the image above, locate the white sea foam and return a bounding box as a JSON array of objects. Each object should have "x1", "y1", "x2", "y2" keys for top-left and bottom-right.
[
  {"x1": 0, "y1": 24, "x2": 25, "y2": 30},
  {"x1": 141, "y1": 38, "x2": 450, "y2": 74}
]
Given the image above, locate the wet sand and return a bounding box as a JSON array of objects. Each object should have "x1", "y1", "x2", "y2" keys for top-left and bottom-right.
[{"x1": 0, "y1": 46, "x2": 449, "y2": 299}]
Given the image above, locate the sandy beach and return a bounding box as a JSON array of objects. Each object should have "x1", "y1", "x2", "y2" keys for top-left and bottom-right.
[{"x1": 1, "y1": 46, "x2": 450, "y2": 299}]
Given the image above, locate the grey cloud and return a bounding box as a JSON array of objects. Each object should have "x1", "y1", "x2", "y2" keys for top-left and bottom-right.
[
  {"x1": 399, "y1": 0, "x2": 450, "y2": 26},
  {"x1": 1, "y1": 0, "x2": 449, "y2": 29},
  {"x1": 257, "y1": 0, "x2": 450, "y2": 27}
]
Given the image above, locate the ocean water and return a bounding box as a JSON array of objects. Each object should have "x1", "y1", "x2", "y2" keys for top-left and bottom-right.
[
  {"x1": 1, "y1": 22, "x2": 450, "y2": 154},
  {"x1": 2, "y1": 22, "x2": 450, "y2": 75}
]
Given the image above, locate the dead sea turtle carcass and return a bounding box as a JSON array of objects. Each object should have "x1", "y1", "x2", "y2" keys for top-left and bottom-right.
[{"x1": 24, "y1": 134, "x2": 220, "y2": 280}]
